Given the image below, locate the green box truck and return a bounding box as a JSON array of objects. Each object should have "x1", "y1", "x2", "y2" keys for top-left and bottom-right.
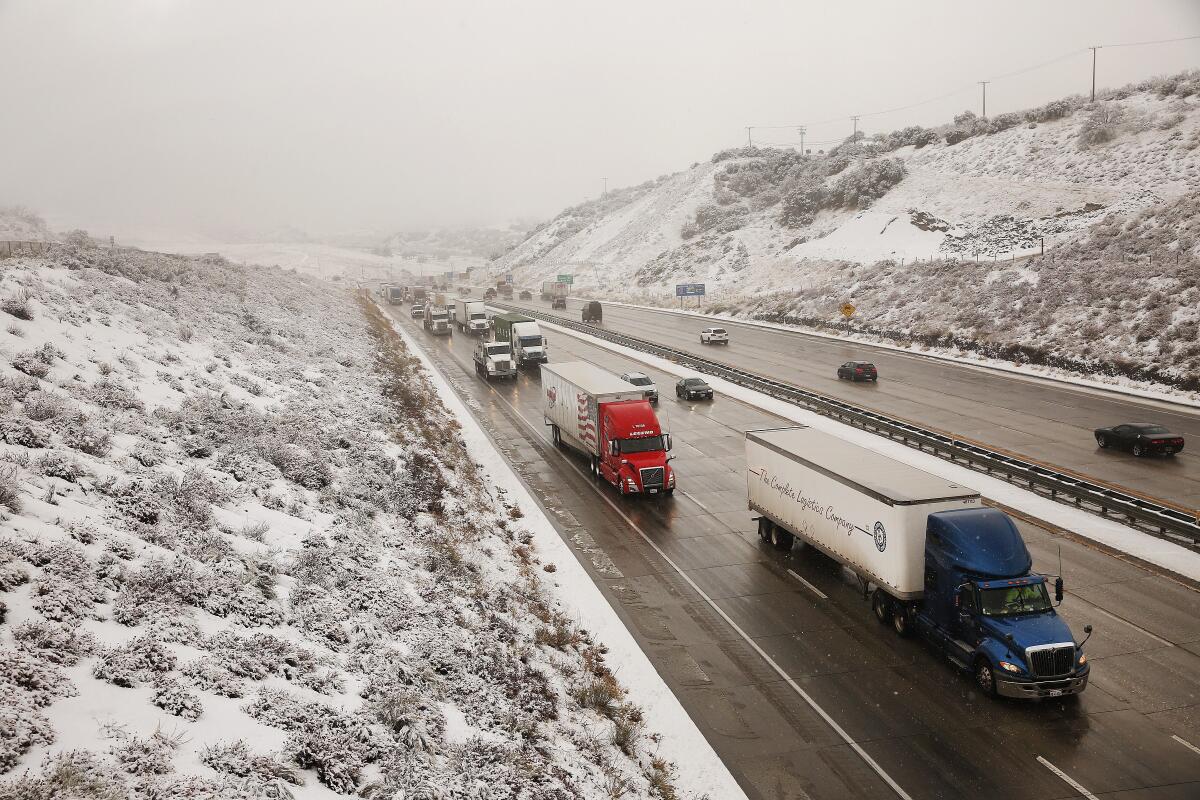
[{"x1": 492, "y1": 312, "x2": 548, "y2": 366}]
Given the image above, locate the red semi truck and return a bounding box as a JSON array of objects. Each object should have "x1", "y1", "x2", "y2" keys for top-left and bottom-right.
[{"x1": 541, "y1": 361, "x2": 675, "y2": 496}]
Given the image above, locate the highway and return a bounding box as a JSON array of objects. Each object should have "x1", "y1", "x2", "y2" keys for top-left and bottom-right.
[
  {"x1": 499, "y1": 295, "x2": 1200, "y2": 511},
  {"x1": 384, "y1": 298, "x2": 1200, "y2": 800}
]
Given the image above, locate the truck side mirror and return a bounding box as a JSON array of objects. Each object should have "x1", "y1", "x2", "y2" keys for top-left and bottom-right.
[
  {"x1": 1054, "y1": 577, "x2": 1064, "y2": 603},
  {"x1": 609, "y1": 441, "x2": 618, "y2": 457},
  {"x1": 664, "y1": 434, "x2": 672, "y2": 451}
]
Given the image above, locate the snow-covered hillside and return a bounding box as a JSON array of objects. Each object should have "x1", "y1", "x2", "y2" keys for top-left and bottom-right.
[
  {"x1": 494, "y1": 74, "x2": 1200, "y2": 296},
  {"x1": 0, "y1": 245, "x2": 693, "y2": 797}
]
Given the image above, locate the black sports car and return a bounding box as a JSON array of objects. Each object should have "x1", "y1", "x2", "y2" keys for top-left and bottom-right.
[
  {"x1": 676, "y1": 377, "x2": 713, "y2": 400},
  {"x1": 837, "y1": 361, "x2": 878, "y2": 382},
  {"x1": 1094, "y1": 423, "x2": 1184, "y2": 457}
]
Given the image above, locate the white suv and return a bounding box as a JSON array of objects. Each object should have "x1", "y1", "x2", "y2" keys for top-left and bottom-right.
[
  {"x1": 700, "y1": 327, "x2": 729, "y2": 345},
  {"x1": 621, "y1": 371, "x2": 658, "y2": 404}
]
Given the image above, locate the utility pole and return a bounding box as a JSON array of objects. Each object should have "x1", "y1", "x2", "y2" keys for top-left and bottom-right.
[
  {"x1": 601, "y1": 177, "x2": 608, "y2": 198},
  {"x1": 850, "y1": 115, "x2": 860, "y2": 141},
  {"x1": 746, "y1": 127, "x2": 753, "y2": 147},
  {"x1": 1089, "y1": 46, "x2": 1099, "y2": 101},
  {"x1": 978, "y1": 81, "x2": 990, "y2": 118},
  {"x1": 797, "y1": 126, "x2": 806, "y2": 155}
]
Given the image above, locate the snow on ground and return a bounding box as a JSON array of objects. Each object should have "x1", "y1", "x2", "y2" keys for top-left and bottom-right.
[
  {"x1": 529, "y1": 318, "x2": 1200, "y2": 584},
  {"x1": 0, "y1": 245, "x2": 705, "y2": 798},
  {"x1": 386, "y1": 306, "x2": 747, "y2": 800}
]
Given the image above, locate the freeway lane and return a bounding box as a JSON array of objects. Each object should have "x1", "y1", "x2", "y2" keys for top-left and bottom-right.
[
  {"x1": 384, "y1": 300, "x2": 1200, "y2": 800},
  {"x1": 500, "y1": 295, "x2": 1200, "y2": 510}
]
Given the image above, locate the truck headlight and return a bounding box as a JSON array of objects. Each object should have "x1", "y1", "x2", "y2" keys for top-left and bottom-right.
[
  {"x1": 998, "y1": 661, "x2": 1023, "y2": 674},
  {"x1": 1078, "y1": 652, "x2": 1087, "y2": 666}
]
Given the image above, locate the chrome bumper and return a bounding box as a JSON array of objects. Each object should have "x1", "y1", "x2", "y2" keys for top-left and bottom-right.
[{"x1": 996, "y1": 672, "x2": 1088, "y2": 699}]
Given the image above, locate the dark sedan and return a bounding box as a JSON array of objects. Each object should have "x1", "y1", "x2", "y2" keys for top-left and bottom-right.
[
  {"x1": 1094, "y1": 423, "x2": 1185, "y2": 457},
  {"x1": 676, "y1": 377, "x2": 714, "y2": 400},
  {"x1": 837, "y1": 361, "x2": 878, "y2": 382},
  {"x1": 519, "y1": 290, "x2": 532, "y2": 300}
]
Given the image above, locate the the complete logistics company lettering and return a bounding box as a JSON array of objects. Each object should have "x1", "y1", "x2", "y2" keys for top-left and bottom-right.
[{"x1": 758, "y1": 469, "x2": 855, "y2": 536}]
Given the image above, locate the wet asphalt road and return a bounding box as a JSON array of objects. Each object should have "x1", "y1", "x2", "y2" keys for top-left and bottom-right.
[
  {"x1": 498, "y1": 296, "x2": 1200, "y2": 511},
  {"x1": 385, "y1": 300, "x2": 1200, "y2": 800}
]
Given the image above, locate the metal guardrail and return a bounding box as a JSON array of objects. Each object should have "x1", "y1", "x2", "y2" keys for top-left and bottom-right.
[{"x1": 491, "y1": 301, "x2": 1200, "y2": 550}]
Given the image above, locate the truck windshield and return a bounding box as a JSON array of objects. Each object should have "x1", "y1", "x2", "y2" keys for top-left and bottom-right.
[
  {"x1": 486, "y1": 345, "x2": 511, "y2": 355},
  {"x1": 470, "y1": 313, "x2": 486, "y2": 320},
  {"x1": 518, "y1": 336, "x2": 542, "y2": 347},
  {"x1": 978, "y1": 583, "x2": 1051, "y2": 616},
  {"x1": 619, "y1": 436, "x2": 664, "y2": 454}
]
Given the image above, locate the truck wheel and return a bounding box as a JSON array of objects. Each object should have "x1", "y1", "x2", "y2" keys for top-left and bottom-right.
[
  {"x1": 590, "y1": 457, "x2": 599, "y2": 479},
  {"x1": 770, "y1": 525, "x2": 793, "y2": 552},
  {"x1": 872, "y1": 590, "x2": 893, "y2": 624},
  {"x1": 757, "y1": 518, "x2": 773, "y2": 542},
  {"x1": 551, "y1": 426, "x2": 561, "y2": 447},
  {"x1": 892, "y1": 607, "x2": 911, "y2": 637},
  {"x1": 974, "y1": 658, "x2": 998, "y2": 697}
]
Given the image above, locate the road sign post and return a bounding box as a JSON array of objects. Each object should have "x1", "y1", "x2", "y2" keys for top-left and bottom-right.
[{"x1": 676, "y1": 283, "x2": 706, "y2": 309}]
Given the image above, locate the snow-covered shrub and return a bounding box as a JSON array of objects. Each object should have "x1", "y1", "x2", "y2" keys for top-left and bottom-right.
[
  {"x1": 0, "y1": 555, "x2": 29, "y2": 592},
  {"x1": 1078, "y1": 102, "x2": 1126, "y2": 148},
  {"x1": 181, "y1": 657, "x2": 245, "y2": 698},
  {"x1": 830, "y1": 158, "x2": 906, "y2": 209},
  {"x1": 58, "y1": 413, "x2": 111, "y2": 457},
  {"x1": 1, "y1": 374, "x2": 39, "y2": 401},
  {"x1": 258, "y1": 440, "x2": 332, "y2": 489},
  {"x1": 27, "y1": 541, "x2": 104, "y2": 622},
  {"x1": 91, "y1": 636, "x2": 176, "y2": 688},
  {"x1": 110, "y1": 480, "x2": 161, "y2": 523},
  {"x1": 89, "y1": 378, "x2": 144, "y2": 411},
  {"x1": 129, "y1": 442, "x2": 164, "y2": 467},
  {"x1": 151, "y1": 676, "x2": 203, "y2": 720},
  {"x1": 158, "y1": 467, "x2": 225, "y2": 526},
  {"x1": 0, "y1": 700, "x2": 55, "y2": 775},
  {"x1": 11, "y1": 351, "x2": 49, "y2": 379},
  {"x1": 779, "y1": 175, "x2": 829, "y2": 227},
  {"x1": 0, "y1": 467, "x2": 20, "y2": 515},
  {"x1": 0, "y1": 288, "x2": 34, "y2": 321},
  {"x1": 21, "y1": 391, "x2": 68, "y2": 422},
  {"x1": 286, "y1": 728, "x2": 364, "y2": 794},
  {"x1": 0, "y1": 749, "x2": 127, "y2": 800},
  {"x1": 36, "y1": 451, "x2": 86, "y2": 483},
  {"x1": 0, "y1": 418, "x2": 48, "y2": 449},
  {"x1": 986, "y1": 112, "x2": 1023, "y2": 134},
  {"x1": 200, "y1": 740, "x2": 302, "y2": 785},
  {"x1": 111, "y1": 730, "x2": 177, "y2": 776},
  {"x1": 12, "y1": 622, "x2": 95, "y2": 666}
]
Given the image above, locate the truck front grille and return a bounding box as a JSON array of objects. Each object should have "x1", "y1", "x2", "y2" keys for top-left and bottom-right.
[
  {"x1": 640, "y1": 467, "x2": 664, "y2": 490},
  {"x1": 1028, "y1": 644, "x2": 1075, "y2": 677},
  {"x1": 494, "y1": 360, "x2": 510, "y2": 371}
]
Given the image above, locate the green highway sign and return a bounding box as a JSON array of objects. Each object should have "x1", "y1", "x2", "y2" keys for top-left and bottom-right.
[{"x1": 557, "y1": 274, "x2": 573, "y2": 284}]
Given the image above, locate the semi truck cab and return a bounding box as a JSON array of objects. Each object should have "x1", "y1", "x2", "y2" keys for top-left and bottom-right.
[
  {"x1": 597, "y1": 402, "x2": 674, "y2": 496},
  {"x1": 423, "y1": 307, "x2": 451, "y2": 334},
  {"x1": 902, "y1": 508, "x2": 1091, "y2": 698},
  {"x1": 511, "y1": 321, "x2": 548, "y2": 365},
  {"x1": 474, "y1": 341, "x2": 516, "y2": 380}
]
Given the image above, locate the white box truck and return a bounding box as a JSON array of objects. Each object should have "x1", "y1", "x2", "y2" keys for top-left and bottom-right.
[
  {"x1": 745, "y1": 425, "x2": 1092, "y2": 700},
  {"x1": 455, "y1": 298, "x2": 489, "y2": 335}
]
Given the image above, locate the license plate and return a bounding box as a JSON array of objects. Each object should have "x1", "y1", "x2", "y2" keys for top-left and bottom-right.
[
  {"x1": 1049, "y1": 689, "x2": 1063, "y2": 697},
  {"x1": 648, "y1": 489, "x2": 658, "y2": 494}
]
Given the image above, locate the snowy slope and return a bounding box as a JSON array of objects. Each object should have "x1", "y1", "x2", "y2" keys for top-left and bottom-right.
[{"x1": 0, "y1": 245, "x2": 704, "y2": 798}]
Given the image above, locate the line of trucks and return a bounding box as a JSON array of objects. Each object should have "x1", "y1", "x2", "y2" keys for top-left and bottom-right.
[
  {"x1": 384, "y1": 286, "x2": 1092, "y2": 699},
  {"x1": 538, "y1": 361, "x2": 1091, "y2": 700}
]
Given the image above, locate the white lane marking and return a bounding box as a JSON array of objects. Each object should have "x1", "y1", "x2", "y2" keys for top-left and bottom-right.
[
  {"x1": 1036, "y1": 756, "x2": 1100, "y2": 800},
  {"x1": 679, "y1": 489, "x2": 711, "y2": 513},
  {"x1": 1173, "y1": 734, "x2": 1200, "y2": 757},
  {"x1": 1069, "y1": 597, "x2": 1174, "y2": 648},
  {"x1": 440, "y1": 359, "x2": 913, "y2": 800},
  {"x1": 787, "y1": 569, "x2": 829, "y2": 600}
]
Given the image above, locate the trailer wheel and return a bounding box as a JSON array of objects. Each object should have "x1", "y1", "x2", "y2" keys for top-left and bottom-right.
[
  {"x1": 590, "y1": 457, "x2": 599, "y2": 479},
  {"x1": 757, "y1": 518, "x2": 772, "y2": 542},
  {"x1": 892, "y1": 606, "x2": 912, "y2": 637},
  {"x1": 551, "y1": 426, "x2": 561, "y2": 447},
  {"x1": 872, "y1": 590, "x2": 893, "y2": 624},
  {"x1": 769, "y1": 525, "x2": 793, "y2": 552}
]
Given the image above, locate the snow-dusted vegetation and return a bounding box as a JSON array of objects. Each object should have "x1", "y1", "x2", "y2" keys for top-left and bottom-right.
[{"x1": 0, "y1": 243, "x2": 689, "y2": 798}]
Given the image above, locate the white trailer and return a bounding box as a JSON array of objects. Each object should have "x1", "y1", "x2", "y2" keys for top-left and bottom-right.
[
  {"x1": 540, "y1": 361, "x2": 644, "y2": 458},
  {"x1": 454, "y1": 299, "x2": 489, "y2": 335},
  {"x1": 745, "y1": 426, "x2": 980, "y2": 598}
]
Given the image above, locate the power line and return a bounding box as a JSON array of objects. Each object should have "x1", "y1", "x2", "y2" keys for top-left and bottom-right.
[{"x1": 745, "y1": 32, "x2": 1199, "y2": 136}]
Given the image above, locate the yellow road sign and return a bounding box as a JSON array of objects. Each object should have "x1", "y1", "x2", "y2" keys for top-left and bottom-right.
[{"x1": 840, "y1": 302, "x2": 856, "y2": 318}]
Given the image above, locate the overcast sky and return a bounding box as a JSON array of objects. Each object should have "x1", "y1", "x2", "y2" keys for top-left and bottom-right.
[{"x1": 1, "y1": 0, "x2": 1197, "y2": 240}]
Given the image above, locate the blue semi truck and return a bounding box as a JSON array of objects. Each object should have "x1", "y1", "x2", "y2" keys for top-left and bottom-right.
[{"x1": 746, "y1": 426, "x2": 1092, "y2": 699}]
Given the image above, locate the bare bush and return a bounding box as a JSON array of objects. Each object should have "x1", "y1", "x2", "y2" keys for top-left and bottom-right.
[
  {"x1": 22, "y1": 391, "x2": 68, "y2": 422},
  {"x1": 0, "y1": 466, "x2": 21, "y2": 514},
  {"x1": 1, "y1": 288, "x2": 34, "y2": 321}
]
